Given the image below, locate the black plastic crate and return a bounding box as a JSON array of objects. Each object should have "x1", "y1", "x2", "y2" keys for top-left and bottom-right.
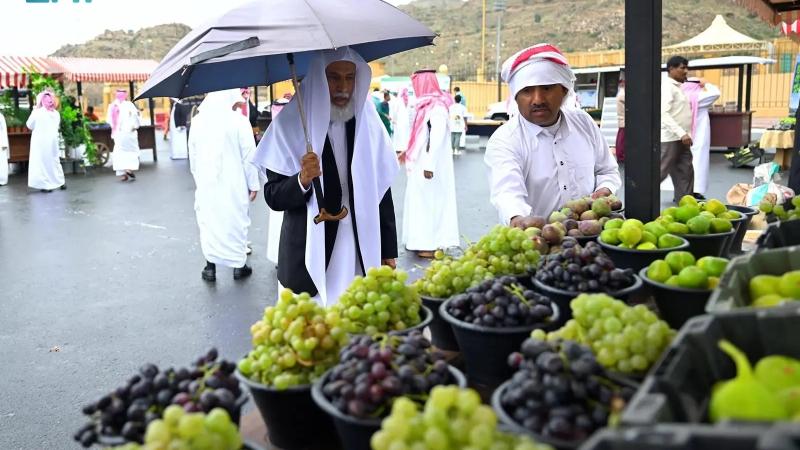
[
  {"x1": 621, "y1": 307, "x2": 800, "y2": 427},
  {"x1": 758, "y1": 221, "x2": 800, "y2": 250},
  {"x1": 706, "y1": 245, "x2": 800, "y2": 312},
  {"x1": 579, "y1": 424, "x2": 800, "y2": 450}
]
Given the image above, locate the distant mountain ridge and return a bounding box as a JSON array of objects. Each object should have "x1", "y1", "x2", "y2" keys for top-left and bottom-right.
[{"x1": 51, "y1": 0, "x2": 779, "y2": 79}]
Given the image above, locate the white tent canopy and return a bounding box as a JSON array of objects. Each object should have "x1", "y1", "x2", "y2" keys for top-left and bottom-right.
[{"x1": 664, "y1": 15, "x2": 768, "y2": 55}]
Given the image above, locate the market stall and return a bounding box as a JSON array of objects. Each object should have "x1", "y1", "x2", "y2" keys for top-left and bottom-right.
[{"x1": 0, "y1": 56, "x2": 159, "y2": 165}]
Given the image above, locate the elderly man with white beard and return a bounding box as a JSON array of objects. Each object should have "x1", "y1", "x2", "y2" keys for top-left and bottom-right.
[{"x1": 251, "y1": 47, "x2": 399, "y2": 306}]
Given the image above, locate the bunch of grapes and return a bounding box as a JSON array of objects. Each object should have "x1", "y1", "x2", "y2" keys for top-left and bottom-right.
[
  {"x1": 534, "y1": 293, "x2": 675, "y2": 374},
  {"x1": 321, "y1": 331, "x2": 454, "y2": 419},
  {"x1": 74, "y1": 349, "x2": 241, "y2": 447},
  {"x1": 238, "y1": 289, "x2": 346, "y2": 390},
  {"x1": 331, "y1": 265, "x2": 422, "y2": 335},
  {"x1": 501, "y1": 338, "x2": 635, "y2": 443},
  {"x1": 415, "y1": 226, "x2": 541, "y2": 298},
  {"x1": 371, "y1": 386, "x2": 553, "y2": 450},
  {"x1": 108, "y1": 406, "x2": 242, "y2": 450},
  {"x1": 534, "y1": 239, "x2": 636, "y2": 293},
  {"x1": 446, "y1": 275, "x2": 555, "y2": 327}
]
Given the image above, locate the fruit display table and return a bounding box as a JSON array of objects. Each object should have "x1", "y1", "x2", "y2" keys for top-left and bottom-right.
[{"x1": 759, "y1": 129, "x2": 796, "y2": 170}]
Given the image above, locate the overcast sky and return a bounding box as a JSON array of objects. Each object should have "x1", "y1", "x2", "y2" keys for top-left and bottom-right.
[{"x1": 0, "y1": 0, "x2": 412, "y2": 56}]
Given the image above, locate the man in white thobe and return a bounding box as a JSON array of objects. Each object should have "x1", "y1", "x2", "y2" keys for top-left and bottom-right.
[
  {"x1": 0, "y1": 112, "x2": 8, "y2": 186},
  {"x1": 108, "y1": 89, "x2": 141, "y2": 181},
  {"x1": 400, "y1": 70, "x2": 460, "y2": 258},
  {"x1": 661, "y1": 78, "x2": 720, "y2": 197},
  {"x1": 484, "y1": 44, "x2": 621, "y2": 226},
  {"x1": 389, "y1": 91, "x2": 410, "y2": 154},
  {"x1": 189, "y1": 89, "x2": 259, "y2": 282},
  {"x1": 169, "y1": 98, "x2": 189, "y2": 160},
  {"x1": 251, "y1": 47, "x2": 399, "y2": 306},
  {"x1": 27, "y1": 90, "x2": 65, "y2": 192}
]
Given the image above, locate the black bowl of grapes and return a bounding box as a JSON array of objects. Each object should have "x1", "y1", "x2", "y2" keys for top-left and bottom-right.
[
  {"x1": 420, "y1": 294, "x2": 460, "y2": 351},
  {"x1": 532, "y1": 240, "x2": 642, "y2": 322},
  {"x1": 439, "y1": 275, "x2": 560, "y2": 388},
  {"x1": 311, "y1": 331, "x2": 466, "y2": 450},
  {"x1": 492, "y1": 338, "x2": 637, "y2": 450}
]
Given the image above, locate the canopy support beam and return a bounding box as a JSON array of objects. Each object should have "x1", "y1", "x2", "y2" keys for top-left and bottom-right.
[
  {"x1": 624, "y1": 0, "x2": 662, "y2": 221},
  {"x1": 737, "y1": 66, "x2": 744, "y2": 112}
]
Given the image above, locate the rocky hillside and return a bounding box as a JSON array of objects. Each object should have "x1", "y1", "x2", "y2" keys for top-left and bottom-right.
[{"x1": 50, "y1": 1, "x2": 779, "y2": 80}]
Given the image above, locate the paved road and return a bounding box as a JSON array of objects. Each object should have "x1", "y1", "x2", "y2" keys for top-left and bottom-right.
[{"x1": 0, "y1": 137, "x2": 754, "y2": 449}]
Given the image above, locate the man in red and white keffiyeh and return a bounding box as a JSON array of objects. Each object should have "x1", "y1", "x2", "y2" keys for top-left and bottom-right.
[{"x1": 484, "y1": 43, "x2": 621, "y2": 227}]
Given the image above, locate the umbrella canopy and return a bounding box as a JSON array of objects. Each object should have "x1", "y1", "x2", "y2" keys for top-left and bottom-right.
[{"x1": 136, "y1": 0, "x2": 436, "y2": 99}]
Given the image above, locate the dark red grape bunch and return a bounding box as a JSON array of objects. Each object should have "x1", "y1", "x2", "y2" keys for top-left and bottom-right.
[
  {"x1": 501, "y1": 338, "x2": 635, "y2": 443},
  {"x1": 534, "y1": 240, "x2": 635, "y2": 293},
  {"x1": 321, "y1": 331, "x2": 453, "y2": 419},
  {"x1": 74, "y1": 348, "x2": 241, "y2": 447},
  {"x1": 445, "y1": 275, "x2": 554, "y2": 327}
]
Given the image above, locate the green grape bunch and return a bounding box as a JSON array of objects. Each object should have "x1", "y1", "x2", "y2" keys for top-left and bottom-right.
[
  {"x1": 238, "y1": 289, "x2": 348, "y2": 390},
  {"x1": 110, "y1": 406, "x2": 242, "y2": 450},
  {"x1": 371, "y1": 386, "x2": 553, "y2": 450},
  {"x1": 331, "y1": 265, "x2": 422, "y2": 335},
  {"x1": 415, "y1": 225, "x2": 541, "y2": 298},
  {"x1": 532, "y1": 293, "x2": 676, "y2": 375}
]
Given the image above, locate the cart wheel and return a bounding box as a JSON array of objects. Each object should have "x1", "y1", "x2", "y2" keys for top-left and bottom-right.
[{"x1": 96, "y1": 143, "x2": 110, "y2": 166}]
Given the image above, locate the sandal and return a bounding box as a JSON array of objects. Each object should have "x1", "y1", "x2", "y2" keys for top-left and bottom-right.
[
  {"x1": 416, "y1": 250, "x2": 436, "y2": 259},
  {"x1": 120, "y1": 175, "x2": 129, "y2": 182}
]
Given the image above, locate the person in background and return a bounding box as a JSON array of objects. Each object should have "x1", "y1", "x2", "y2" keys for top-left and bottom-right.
[
  {"x1": 449, "y1": 94, "x2": 468, "y2": 156},
  {"x1": 27, "y1": 89, "x2": 66, "y2": 192},
  {"x1": 188, "y1": 89, "x2": 259, "y2": 282},
  {"x1": 107, "y1": 89, "x2": 141, "y2": 182},
  {"x1": 390, "y1": 89, "x2": 411, "y2": 154},
  {"x1": 0, "y1": 111, "x2": 8, "y2": 186},
  {"x1": 400, "y1": 70, "x2": 459, "y2": 258},
  {"x1": 615, "y1": 80, "x2": 625, "y2": 164},
  {"x1": 660, "y1": 55, "x2": 694, "y2": 203},
  {"x1": 662, "y1": 78, "x2": 721, "y2": 199},
  {"x1": 85, "y1": 106, "x2": 99, "y2": 122},
  {"x1": 169, "y1": 98, "x2": 189, "y2": 160},
  {"x1": 453, "y1": 86, "x2": 467, "y2": 107},
  {"x1": 240, "y1": 87, "x2": 259, "y2": 128},
  {"x1": 378, "y1": 90, "x2": 393, "y2": 136}
]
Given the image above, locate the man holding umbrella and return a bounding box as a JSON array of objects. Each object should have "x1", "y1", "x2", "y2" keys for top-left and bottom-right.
[{"x1": 251, "y1": 47, "x2": 399, "y2": 306}]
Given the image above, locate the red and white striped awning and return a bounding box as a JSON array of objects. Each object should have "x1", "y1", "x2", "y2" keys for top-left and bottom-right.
[
  {"x1": 48, "y1": 57, "x2": 158, "y2": 83},
  {"x1": 0, "y1": 56, "x2": 57, "y2": 88}
]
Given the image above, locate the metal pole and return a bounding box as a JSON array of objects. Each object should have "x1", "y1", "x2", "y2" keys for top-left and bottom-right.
[
  {"x1": 745, "y1": 64, "x2": 752, "y2": 112},
  {"x1": 481, "y1": 0, "x2": 486, "y2": 80},
  {"x1": 737, "y1": 66, "x2": 744, "y2": 112},
  {"x1": 624, "y1": 0, "x2": 662, "y2": 221},
  {"x1": 495, "y1": 9, "x2": 503, "y2": 101}
]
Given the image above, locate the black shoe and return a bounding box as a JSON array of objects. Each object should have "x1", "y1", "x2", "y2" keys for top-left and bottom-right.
[
  {"x1": 127, "y1": 171, "x2": 136, "y2": 179},
  {"x1": 233, "y1": 265, "x2": 253, "y2": 280},
  {"x1": 60, "y1": 184, "x2": 67, "y2": 190},
  {"x1": 692, "y1": 192, "x2": 706, "y2": 200},
  {"x1": 202, "y1": 262, "x2": 216, "y2": 282}
]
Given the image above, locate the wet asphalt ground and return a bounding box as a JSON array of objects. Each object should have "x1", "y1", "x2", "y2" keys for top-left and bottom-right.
[{"x1": 0, "y1": 134, "x2": 755, "y2": 449}]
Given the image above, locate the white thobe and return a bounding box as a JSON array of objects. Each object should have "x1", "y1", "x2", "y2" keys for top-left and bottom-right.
[
  {"x1": 0, "y1": 113, "x2": 9, "y2": 185},
  {"x1": 26, "y1": 108, "x2": 65, "y2": 190},
  {"x1": 402, "y1": 105, "x2": 460, "y2": 250},
  {"x1": 169, "y1": 104, "x2": 188, "y2": 160},
  {"x1": 109, "y1": 101, "x2": 141, "y2": 175},
  {"x1": 661, "y1": 83, "x2": 721, "y2": 194},
  {"x1": 321, "y1": 120, "x2": 362, "y2": 304},
  {"x1": 484, "y1": 108, "x2": 621, "y2": 224},
  {"x1": 390, "y1": 98, "x2": 410, "y2": 153},
  {"x1": 189, "y1": 112, "x2": 260, "y2": 268}
]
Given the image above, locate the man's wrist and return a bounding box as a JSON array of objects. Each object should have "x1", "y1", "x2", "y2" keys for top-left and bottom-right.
[{"x1": 297, "y1": 174, "x2": 311, "y2": 193}]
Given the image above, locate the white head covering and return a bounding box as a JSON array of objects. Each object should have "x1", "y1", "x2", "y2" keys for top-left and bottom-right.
[
  {"x1": 190, "y1": 89, "x2": 248, "y2": 181},
  {"x1": 501, "y1": 43, "x2": 577, "y2": 110},
  {"x1": 251, "y1": 47, "x2": 399, "y2": 305}
]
